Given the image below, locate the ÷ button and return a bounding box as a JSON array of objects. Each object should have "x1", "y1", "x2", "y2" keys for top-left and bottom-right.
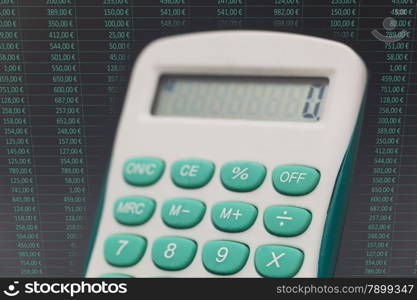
[{"x1": 264, "y1": 206, "x2": 312, "y2": 237}]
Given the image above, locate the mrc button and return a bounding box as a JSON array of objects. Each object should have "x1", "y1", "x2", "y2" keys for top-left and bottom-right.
[
  {"x1": 113, "y1": 196, "x2": 156, "y2": 226},
  {"x1": 123, "y1": 157, "x2": 165, "y2": 186},
  {"x1": 272, "y1": 165, "x2": 320, "y2": 196}
]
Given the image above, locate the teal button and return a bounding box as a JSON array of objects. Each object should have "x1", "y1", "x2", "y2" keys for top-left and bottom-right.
[
  {"x1": 255, "y1": 245, "x2": 304, "y2": 278},
  {"x1": 104, "y1": 234, "x2": 147, "y2": 267},
  {"x1": 211, "y1": 201, "x2": 257, "y2": 233},
  {"x1": 171, "y1": 159, "x2": 215, "y2": 189},
  {"x1": 221, "y1": 161, "x2": 266, "y2": 192},
  {"x1": 152, "y1": 237, "x2": 197, "y2": 271},
  {"x1": 113, "y1": 196, "x2": 156, "y2": 226},
  {"x1": 272, "y1": 165, "x2": 320, "y2": 196},
  {"x1": 264, "y1": 206, "x2": 312, "y2": 237},
  {"x1": 202, "y1": 240, "x2": 249, "y2": 275},
  {"x1": 161, "y1": 198, "x2": 206, "y2": 229},
  {"x1": 99, "y1": 274, "x2": 133, "y2": 278},
  {"x1": 123, "y1": 157, "x2": 165, "y2": 186}
]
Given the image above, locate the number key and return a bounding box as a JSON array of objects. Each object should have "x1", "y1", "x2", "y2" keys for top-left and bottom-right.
[
  {"x1": 104, "y1": 234, "x2": 147, "y2": 267},
  {"x1": 202, "y1": 240, "x2": 249, "y2": 275},
  {"x1": 152, "y1": 237, "x2": 197, "y2": 271}
]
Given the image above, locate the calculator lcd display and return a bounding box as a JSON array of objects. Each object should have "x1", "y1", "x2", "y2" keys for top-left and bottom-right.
[{"x1": 152, "y1": 76, "x2": 328, "y2": 122}]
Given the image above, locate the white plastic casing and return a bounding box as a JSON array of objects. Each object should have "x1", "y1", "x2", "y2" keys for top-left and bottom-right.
[{"x1": 86, "y1": 31, "x2": 367, "y2": 278}]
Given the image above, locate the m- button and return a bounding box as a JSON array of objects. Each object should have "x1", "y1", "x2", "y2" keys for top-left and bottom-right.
[{"x1": 161, "y1": 198, "x2": 206, "y2": 229}]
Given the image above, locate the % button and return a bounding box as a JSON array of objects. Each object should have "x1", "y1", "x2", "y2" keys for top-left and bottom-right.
[
  {"x1": 232, "y1": 167, "x2": 249, "y2": 180},
  {"x1": 221, "y1": 161, "x2": 266, "y2": 192}
]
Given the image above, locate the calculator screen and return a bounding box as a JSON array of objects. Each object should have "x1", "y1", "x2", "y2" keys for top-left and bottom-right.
[{"x1": 152, "y1": 76, "x2": 328, "y2": 122}]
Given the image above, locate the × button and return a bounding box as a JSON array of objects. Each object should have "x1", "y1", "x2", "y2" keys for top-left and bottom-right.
[{"x1": 255, "y1": 245, "x2": 304, "y2": 278}]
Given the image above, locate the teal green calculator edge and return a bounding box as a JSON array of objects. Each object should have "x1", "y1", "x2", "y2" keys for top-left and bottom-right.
[{"x1": 317, "y1": 87, "x2": 367, "y2": 277}]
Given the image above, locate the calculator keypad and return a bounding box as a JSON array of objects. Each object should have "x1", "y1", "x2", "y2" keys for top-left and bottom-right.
[{"x1": 106, "y1": 158, "x2": 320, "y2": 277}]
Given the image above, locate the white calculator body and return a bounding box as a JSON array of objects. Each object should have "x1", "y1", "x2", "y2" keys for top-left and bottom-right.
[{"x1": 86, "y1": 31, "x2": 367, "y2": 278}]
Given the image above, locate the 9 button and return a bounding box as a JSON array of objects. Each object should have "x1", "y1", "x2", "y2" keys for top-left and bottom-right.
[{"x1": 202, "y1": 240, "x2": 249, "y2": 275}]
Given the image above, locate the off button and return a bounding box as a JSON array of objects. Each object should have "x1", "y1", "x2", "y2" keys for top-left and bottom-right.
[{"x1": 272, "y1": 165, "x2": 320, "y2": 196}]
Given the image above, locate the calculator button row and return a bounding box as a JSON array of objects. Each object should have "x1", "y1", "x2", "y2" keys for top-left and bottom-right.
[
  {"x1": 114, "y1": 196, "x2": 156, "y2": 226},
  {"x1": 113, "y1": 197, "x2": 311, "y2": 237},
  {"x1": 103, "y1": 234, "x2": 304, "y2": 277},
  {"x1": 211, "y1": 201, "x2": 258, "y2": 233},
  {"x1": 272, "y1": 165, "x2": 320, "y2": 196},
  {"x1": 161, "y1": 198, "x2": 206, "y2": 229},
  {"x1": 123, "y1": 157, "x2": 320, "y2": 195}
]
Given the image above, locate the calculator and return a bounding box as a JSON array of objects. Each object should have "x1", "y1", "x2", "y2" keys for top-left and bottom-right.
[{"x1": 85, "y1": 31, "x2": 367, "y2": 278}]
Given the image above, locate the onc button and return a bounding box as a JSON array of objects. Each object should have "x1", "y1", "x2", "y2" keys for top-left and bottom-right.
[{"x1": 123, "y1": 157, "x2": 165, "y2": 186}]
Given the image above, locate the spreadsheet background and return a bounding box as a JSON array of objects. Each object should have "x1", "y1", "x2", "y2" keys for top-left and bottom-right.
[{"x1": 0, "y1": 0, "x2": 416, "y2": 277}]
